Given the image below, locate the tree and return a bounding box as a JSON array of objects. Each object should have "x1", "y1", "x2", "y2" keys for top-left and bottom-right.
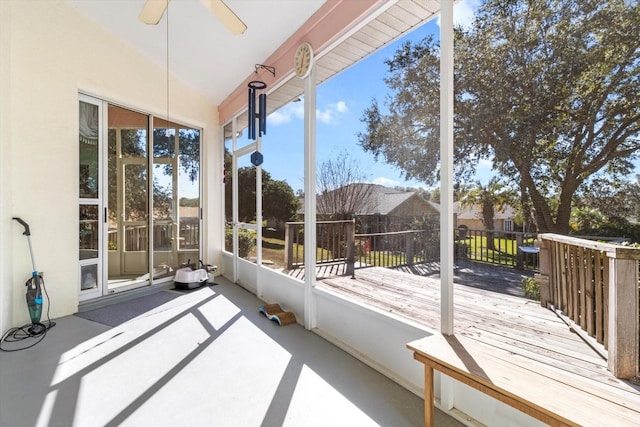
[
  {"x1": 108, "y1": 129, "x2": 172, "y2": 223},
  {"x1": 224, "y1": 166, "x2": 299, "y2": 224},
  {"x1": 358, "y1": 0, "x2": 640, "y2": 234},
  {"x1": 458, "y1": 178, "x2": 517, "y2": 250},
  {"x1": 317, "y1": 150, "x2": 374, "y2": 219},
  {"x1": 578, "y1": 175, "x2": 640, "y2": 223}
]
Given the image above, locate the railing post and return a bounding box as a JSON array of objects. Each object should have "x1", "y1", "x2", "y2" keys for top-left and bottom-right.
[
  {"x1": 346, "y1": 219, "x2": 355, "y2": 277},
  {"x1": 607, "y1": 253, "x2": 639, "y2": 379},
  {"x1": 284, "y1": 222, "x2": 293, "y2": 270},
  {"x1": 406, "y1": 232, "x2": 415, "y2": 266},
  {"x1": 535, "y1": 236, "x2": 552, "y2": 307},
  {"x1": 516, "y1": 233, "x2": 523, "y2": 269}
]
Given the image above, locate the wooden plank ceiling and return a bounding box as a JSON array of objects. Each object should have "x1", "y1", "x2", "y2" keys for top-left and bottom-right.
[{"x1": 234, "y1": 0, "x2": 440, "y2": 132}]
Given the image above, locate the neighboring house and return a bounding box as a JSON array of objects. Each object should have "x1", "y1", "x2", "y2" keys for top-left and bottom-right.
[
  {"x1": 299, "y1": 184, "x2": 441, "y2": 233},
  {"x1": 454, "y1": 201, "x2": 517, "y2": 232}
]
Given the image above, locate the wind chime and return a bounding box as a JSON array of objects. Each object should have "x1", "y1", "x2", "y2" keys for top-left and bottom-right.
[
  {"x1": 247, "y1": 64, "x2": 274, "y2": 141},
  {"x1": 247, "y1": 80, "x2": 266, "y2": 140}
]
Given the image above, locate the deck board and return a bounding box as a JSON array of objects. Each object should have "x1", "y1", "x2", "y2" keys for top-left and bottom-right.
[{"x1": 318, "y1": 266, "x2": 640, "y2": 423}]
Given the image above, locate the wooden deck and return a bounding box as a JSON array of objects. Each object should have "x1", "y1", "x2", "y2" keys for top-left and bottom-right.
[{"x1": 318, "y1": 267, "x2": 640, "y2": 423}]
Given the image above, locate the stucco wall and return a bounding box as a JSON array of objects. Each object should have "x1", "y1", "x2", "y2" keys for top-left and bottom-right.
[
  {"x1": 1, "y1": 0, "x2": 220, "y2": 332},
  {"x1": 0, "y1": 0, "x2": 13, "y2": 338}
]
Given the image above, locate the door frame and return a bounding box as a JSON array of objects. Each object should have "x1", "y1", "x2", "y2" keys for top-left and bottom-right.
[
  {"x1": 79, "y1": 93, "x2": 203, "y2": 301},
  {"x1": 78, "y1": 93, "x2": 105, "y2": 301}
]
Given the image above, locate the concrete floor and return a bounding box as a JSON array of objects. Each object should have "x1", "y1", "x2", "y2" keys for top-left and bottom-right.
[{"x1": 0, "y1": 278, "x2": 465, "y2": 427}]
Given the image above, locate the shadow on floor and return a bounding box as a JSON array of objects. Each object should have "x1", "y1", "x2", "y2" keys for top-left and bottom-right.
[{"x1": 1, "y1": 279, "x2": 465, "y2": 427}]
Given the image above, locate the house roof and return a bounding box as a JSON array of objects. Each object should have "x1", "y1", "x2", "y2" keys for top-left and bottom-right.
[
  {"x1": 66, "y1": 0, "x2": 442, "y2": 126},
  {"x1": 301, "y1": 183, "x2": 440, "y2": 216}
]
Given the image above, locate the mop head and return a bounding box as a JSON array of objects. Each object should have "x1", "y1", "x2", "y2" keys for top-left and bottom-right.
[{"x1": 259, "y1": 303, "x2": 297, "y2": 326}]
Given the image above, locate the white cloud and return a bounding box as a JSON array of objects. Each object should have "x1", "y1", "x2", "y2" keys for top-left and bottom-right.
[
  {"x1": 372, "y1": 177, "x2": 401, "y2": 187},
  {"x1": 317, "y1": 101, "x2": 349, "y2": 125},
  {"x1": 268, "y1": 103, "x2": 304, "y2": 126},
  {"x1": 268, "y1": 100, "x2": 349, "y2": 126},
  {"x1": 436, "y1": 0, "x2": 479, "y2": 29}
]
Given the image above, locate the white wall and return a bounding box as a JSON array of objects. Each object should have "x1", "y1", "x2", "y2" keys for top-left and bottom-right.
[
  {"x1": 314, "y1": 288, "x2": 431, "y2": 395},
  {"x1": 0, "y1": 0, "x2": 14, "y2": 337},
  {"x1": 1, "y1": 0, "x2": 220, "y2": 332}
]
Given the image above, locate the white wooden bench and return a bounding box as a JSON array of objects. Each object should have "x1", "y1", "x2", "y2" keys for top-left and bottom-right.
[{"x1": 407, "y1": 333, "x2": 640, "y2": 427}]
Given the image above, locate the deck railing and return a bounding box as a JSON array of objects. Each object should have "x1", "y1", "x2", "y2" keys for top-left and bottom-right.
[
  {"x1": 456, "y1": 228, "x2": 539, "y2": 270},
  {"x1": 535, "y1": 233, "x2": 640, "y2": 379},
  {"x1": 284, "y1": 220, "x2": 354, "y2": 270},
  {"x1": 354, "y1": 228, "x2": 440, "y2": 268},
  {"x1": 284, "y1": 222, "x2": 540, "y2": 272}
]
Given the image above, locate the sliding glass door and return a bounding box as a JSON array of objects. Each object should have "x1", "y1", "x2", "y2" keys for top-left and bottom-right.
[
  {"x1": 78, "y1": 96, "x2": 201, "y2": 300},
  {"x1": 107, "y1": 105, "x2": 150, "y2": 293},
  {"x1": 152, "y1": 119, "x2": 201, "y2": 279}
]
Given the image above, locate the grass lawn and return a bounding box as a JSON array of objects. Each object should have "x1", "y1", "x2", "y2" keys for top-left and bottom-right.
[
  {"x1": 248, "y1": 236, "x2": 334, "y2": 270},
  {"x1": 461, "y1": 235, "x2": 536, "y2": 267}
]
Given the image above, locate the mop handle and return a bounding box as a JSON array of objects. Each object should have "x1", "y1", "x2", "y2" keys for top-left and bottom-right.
[{"x1": 13, "y1": 217, "x2": 38, "y2": 273}]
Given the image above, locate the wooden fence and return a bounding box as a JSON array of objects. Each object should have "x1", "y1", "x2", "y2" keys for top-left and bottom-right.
[
  {"x1": 284, "y1": 220, "x2": 354, "y2": 270},
  {"x1": 536, "y1": 233, "x2": 640, "y2": 379}
]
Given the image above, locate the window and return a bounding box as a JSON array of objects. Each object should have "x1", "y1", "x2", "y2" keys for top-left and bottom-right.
[{"x1": 504, "y1": 219, "x2": 513, "y2": 232}]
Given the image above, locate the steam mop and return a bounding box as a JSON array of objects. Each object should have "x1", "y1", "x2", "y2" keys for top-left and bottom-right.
[{"x1": 13, "y1": 217, "x2": 46, "y2": 335}]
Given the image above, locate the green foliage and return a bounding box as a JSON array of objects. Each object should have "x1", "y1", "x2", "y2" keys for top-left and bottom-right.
[
  {"x1": 225, "y1": 165, "x2": 300, "y2": 223},
  {"x1": 570, "y1": 207, "x2": 606, "y2": 234},
  {"x1": 358, "y1": 0, "x2": 640, "y2": 234},
  {"x1": 180, "y1": 197, "x2": 199, "y2": 207},
  {"x1": 457, "y1": 178, "x2": 518, "y2": 247},
  {"x1": 577, "y1": 175, "x2": 640, "y2": 224},
  {"x1": 225, "y1": 228, "x2": 255, "y2": 258},
  {"x1": 522, "y1": 277, "x2": 541, "y2": 301}
]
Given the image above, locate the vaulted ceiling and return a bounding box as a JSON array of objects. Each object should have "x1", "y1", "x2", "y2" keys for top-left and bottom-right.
[{"x1": 66, "y1": 0, "x2": 442, "y2": 124}]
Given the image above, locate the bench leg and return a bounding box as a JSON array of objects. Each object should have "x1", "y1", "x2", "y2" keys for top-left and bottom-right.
[{"x1": 424, "y1": 365, "x2": 434, "y2": 427}]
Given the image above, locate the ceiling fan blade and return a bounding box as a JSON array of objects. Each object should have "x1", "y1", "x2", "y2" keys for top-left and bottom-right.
[
  {"x1": 139, "y1": 0, "x2": 170, "y2": 25},
  {"x1": 201, "y1": 0, "x2": 247, "y2": 35}
]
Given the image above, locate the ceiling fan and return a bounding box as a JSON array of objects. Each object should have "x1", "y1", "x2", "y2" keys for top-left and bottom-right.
[{"x1": 139, "y1": 0, "x2": 247, "y2": 35}]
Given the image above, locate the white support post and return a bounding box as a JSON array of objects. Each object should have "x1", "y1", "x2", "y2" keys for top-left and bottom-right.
[
  {"x1": 256, "y1": 136, "x2": 263, "y2": 298},
  {"x1": 303, "y1": 66, "x2": 317, "y2": 330},
  {"x1": 440, "y1": 0, "x2": 455, "y2": 335},
  {"x1": 231, "y1": 119, "x2": 239, "y2": 284}
]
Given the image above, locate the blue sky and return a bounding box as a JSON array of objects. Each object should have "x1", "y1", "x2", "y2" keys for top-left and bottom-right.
[
  {"x1": 237, "y1": 0, "x2": 638, "y2": 194},
  {"x1": 237, "y1": 0, "x2": 481, "y2": 194}
]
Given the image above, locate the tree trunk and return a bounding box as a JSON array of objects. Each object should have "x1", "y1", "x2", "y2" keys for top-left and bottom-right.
[
  {"x1": 520, "y1": 167, "x2": 556, "y2": 233},
  {"x1": 483, "y1": 201, "x2": 496, "y2": 251}
]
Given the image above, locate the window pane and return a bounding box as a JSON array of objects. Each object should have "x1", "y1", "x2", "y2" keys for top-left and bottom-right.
[
  {"x1": 153, "y1": 163, "x2": 173, "y2": 221},
  {"x1": 124, "y1": 164, "x2": 148, "y2": 221},
  {"x1": 79, "y1": 101, "x2": 99, "y2": 198},
  {"x1": 224, "y1": 123, "x2": 233, "y2": 252},
  {"x1": 79, "y1": 204, "x2": 99, "y2": 260},
  {"x1": 153, "y1": 120, "x2": 175, "y2": 157},
  {"x1": 108, "y1": 105, "x2": 148, "y2": 158},
  {"x1": 124, "y1": 224, "x2": 148, "y2": 252},
  {"x1": 178, "y1": 128, "x2": 200, "y2": 251},
  {"x1": 237, "y1": 156, "x2": 257, "y2": 224},
  {"x1": 121, "y1": 129, "x2": 147, "y2": 157}
]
